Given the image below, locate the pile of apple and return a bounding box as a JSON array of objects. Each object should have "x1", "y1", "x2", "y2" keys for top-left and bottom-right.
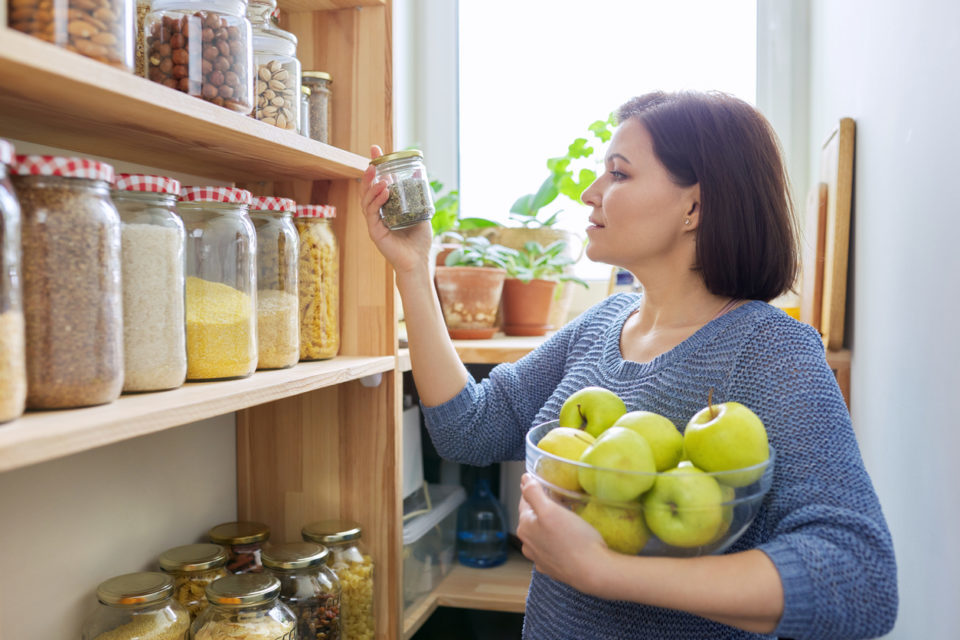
[{"x1": 535, "y1": 387, "x2": 770, "y2": 554}]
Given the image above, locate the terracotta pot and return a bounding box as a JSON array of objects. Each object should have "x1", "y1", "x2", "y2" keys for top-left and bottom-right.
[
  {"x1": 501, "y1": 278, "x2": 558, "y2": 336},
  {"x1": 434, "y1": 266, "x2": 506, "y2": 339}
]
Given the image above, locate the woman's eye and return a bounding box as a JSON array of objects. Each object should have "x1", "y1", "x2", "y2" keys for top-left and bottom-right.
[{"x1": 609, "y1": 170, "x2": 627, "y2": 181}]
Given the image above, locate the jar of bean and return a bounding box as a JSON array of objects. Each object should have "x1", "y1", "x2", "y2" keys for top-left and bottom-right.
[
  {"x1": 158, "y1": 543, "x2": 229, "y2": 621},
  {"x1": 301, "y1": 520, "x2": 374, "y2": 640},
  {"x1": 112, "y1": 174, "x2": 187, "y2": 392},
  {"x1": 144, "y1": 0, "x2": 254, "y2": 113},
  {"x1": 12, "y1": 155, "x2": 123, "y2": 410},
  {"x1": 81, "y1": 572, "x2": 190, "y2": 640},
  {"x1": 293, "y1": 205, "x2": 339, "y2": 361},
  {"x1": 249, "y1": 0, "x2": 301, "y2": 131},
  {"x1": 301, "y1": 71, "x2": 331, "y2": 144},
  {"x1": 208, "y1": 521, "x2": 270, "y2": 574},
  {"x1": 250, "y1": 196, "x2": 299, "y2": 370},
  {"x1": 370, "y1": 150, "x2": 435, "y2": 230},
  {"x1": 0, "y1": 141, "x2": 25, "y2": 423},
  {"x1": 191, "y1": 574, "x2": 296, "y2": 640},
  {"x1": 263, "y1": 542, "x2": 342, "y2": 640},
  {"x1": 178, "y1": 186, "x2": 257, "y2": 380}
]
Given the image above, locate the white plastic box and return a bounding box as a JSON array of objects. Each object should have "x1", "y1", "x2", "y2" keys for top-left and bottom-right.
[{"x1": 402, "y1": 483, "x2": 466, "y2": 608}]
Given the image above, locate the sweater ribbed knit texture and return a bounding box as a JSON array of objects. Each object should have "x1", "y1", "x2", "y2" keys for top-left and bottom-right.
[{"x1": 422, "y1": 294, "x2": 897, "y2": 640}]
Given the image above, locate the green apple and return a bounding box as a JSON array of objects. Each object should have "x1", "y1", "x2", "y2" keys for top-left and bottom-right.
[
  {"x1": 535, "y1": 427, "x2": 596, "y2": 491},
  {"x1": 577, "y1": 427, "x2": 656, "y2": 502},
  {"x1": 612, "y1": 411, "x2": 683, "y2": 471},
  {"x1": 576, "y1": 499, "x2": 650, "y2": 555},
  {"x1": 709, "y1": 484, "x2": 737, "y2": 544},
  {"x1": 683, "y1": 400, "x2": 769, "y2": 487},
  {"x1": 558, "y1": 386, "x2": 627, "y2": 438},
  {"x1": 641, "y1": 465, "x2": 724, "y2": 548}
]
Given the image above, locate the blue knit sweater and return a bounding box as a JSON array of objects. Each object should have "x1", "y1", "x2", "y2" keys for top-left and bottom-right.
[{"x1": 421, "y1": 294, "x2": 897, "y2": 640}]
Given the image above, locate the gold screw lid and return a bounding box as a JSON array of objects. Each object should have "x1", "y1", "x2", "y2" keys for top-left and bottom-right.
[
  {"x1": 301, "y1": 519, "x2": 362, "y2": 544},
  {"x1": 262, "y1": 542, "x2": 329, "y2": 570},
  {"x1": 159, "y1": 543, "x2": 229, "y2": 572},
  {"x1": 206, "y1": 574, "x2": 280, "y2": 607},
  {"x1": 302, "y1": 71, "x2": 332, "y2": 82},
  {"x1": 369, "y1": 150, "x2": 423, "y2": 167},
  {"x1": 96, "y1": 572, "x2": 174, "y2": 607},
  {"x1": 208, "y1": 521, "x2": 270, "y2": 545}
]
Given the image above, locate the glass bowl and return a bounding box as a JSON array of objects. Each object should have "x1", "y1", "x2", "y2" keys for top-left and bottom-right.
[{"x1": 524, "y1": 420, "x2": 775, "y2": 557}]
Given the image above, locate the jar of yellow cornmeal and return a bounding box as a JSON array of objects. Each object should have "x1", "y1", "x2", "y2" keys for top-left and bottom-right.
[
  {"x1": 178, "y1": 186, "x2": 257, "y2": 380},
  {"x1": 294, "y1": 204, "x2": 339, "y2": 360}
]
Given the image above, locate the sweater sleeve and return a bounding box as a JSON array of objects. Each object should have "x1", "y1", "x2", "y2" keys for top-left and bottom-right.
[{"x1": 723, "y1": 318, "x2": 898, "y2": 640}]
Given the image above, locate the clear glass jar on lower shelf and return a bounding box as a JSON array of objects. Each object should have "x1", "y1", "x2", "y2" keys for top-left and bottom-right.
[
  {"x1": 208, "y1": 520, "x2": 271, "y2": 574},
  {"x1": 191, "y1": 574, "x2": 297, "y2": 640},
  {"x1": 81, "y1": 572, "x2": 190, "y2": 640},
  {"x1": 263, "y1": 542, "x2": 342, "y2": 640},
  {"x1": 0, "y1": 140, "x2": 25, "y2": 423},
  {"x1": 158, "y1": 543, "x2": 229, "y2": 622}
]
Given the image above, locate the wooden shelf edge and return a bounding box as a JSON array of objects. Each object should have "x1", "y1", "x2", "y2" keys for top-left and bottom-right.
[
  {"x1": 281, "y1": 0, "x2": 384, "y2": 11},
  {"x1": 397, "y1": 348, "x2": 411, "y2": 373},
  {"x1": 452, "y1": 334, "x2": 550, "y2": 365},
  {"x1": 0, "y1": 355, "x2": 394, "y2": 473}
]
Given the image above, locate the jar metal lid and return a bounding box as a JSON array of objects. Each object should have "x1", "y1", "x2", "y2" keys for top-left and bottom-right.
[
  {"x1": 302, "y1": 71, "x2": 332, "y2": 82},
  {"x1": 159, "y1": 543, "x2": 229, "y2": 572},
  {"x1": 96, "y1": 572, "x2": 174, "y2": 607},
  {"x1": 0, "y1": 140, "x2": 13, "y2": 166},
  {"x1": 301, "y1": 86, "x2": 311, "y2": 95},
  {"x1": 250, "y1": 196, "x2": 296, "y2": 213},
  {"x1": 115, "y1": 173, "x2": 182, "y2": 195},
  {"x1": 180, "y1": 186, "x2": 253, "y2": 206},
  {"x1": 301, "y1": 519, "x2": 362, "y2": 544},
  {"x1": 206, "y1": 574, "x2": 280, "y2": 607},
  {"x1": 12, "y1": 154, "x2": 115, "y2": 182},
  {"x1": 262, "y1": 542, "x2": 329, "y2": 570},
  {"x1": 369, "y1": 150, "x2": 423, "y2": 167},
  {"x1": 208, "y1": 521, "x2": 271, "y2": 545},
  {"x1": 294, "y1": 204, "x2": 335, "y2": 219}
]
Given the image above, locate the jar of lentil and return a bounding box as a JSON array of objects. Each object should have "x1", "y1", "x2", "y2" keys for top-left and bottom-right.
[
  {"x1": 178, "y1": 186, "x2": 257, "y2": 380},
  {"x1": 300, "y1": 85, "x2": 311, "y2": 138},
  {"x1": 249, "y1": 0, "x2": 301, "y2": 131},
  {"x1": 191, "y1": 574, "x2": 296, "y2": 640},
  {"x1": 112, "y1": 174, "x2": 187, "y2": 392},
  {"x1": 208, "y1": 521, "x2": 270, "y2": 574},
  {"x1": 263, "y1": 542, "x2": 342, "y2": 640},
  {"x1": 301, "y1": 71, "x2": 331, "y2": 144},
  {"x1": 370, "y1": 150, "x2": 435, "y2": 230},
  {"x1": 302, "y1": 520, "x2": 374, "y2": 640},
  {"x1": 294, "y1": 205, "x2": 339, "y2": 361},
  {"x1": 81, "y1": 572, "x2": 190, "y2": 640},
  {"x1": 144, "y1": 0, "x2": 254, "y2": 113},
  {"x1": 12, "y1": 155, "x2": 123, "y2": 409},
  {"x1": 0, "y1": 141, "x2": 25, "y2": 423},
  {"x1": 8, "y1": 0, "x2": 134, "y2": 71},
  {"x1": 158, "y1": 543, "x2": 229, "y2": 621},
  {"x1": 250, "y1": 196, "x2": 299, "y2": 370}
]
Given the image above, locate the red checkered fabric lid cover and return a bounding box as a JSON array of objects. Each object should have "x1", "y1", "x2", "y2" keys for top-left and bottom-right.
[
  {"x1": 12, "y1": 155, "x2": 115, "y2": 182},
  {"x1": 179, "y1": 186, "x2": 253, "y2": 205},
  {"x1": 250, "y1": 196, "x2": 296, "y2": 213},
  {"x1": 115, "y1": 173, "x2": 182, "y2": 195},
  {"x1": 294, "y1": 204, "x2": 336, "y2": 219},
  {"x1": 0, "y1": 140, "x2": 13, "y2": 166}
]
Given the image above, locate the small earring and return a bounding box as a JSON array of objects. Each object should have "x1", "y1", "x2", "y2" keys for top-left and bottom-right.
[{"x1": 684, "y1": 218, "x2": 691, "y2": 225}]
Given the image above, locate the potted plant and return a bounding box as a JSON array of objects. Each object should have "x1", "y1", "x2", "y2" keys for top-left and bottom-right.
[
  {"x1": 434, "y1": 235, "x2": 515, "y2": 339},
  {"x1": 430, "y1": 179, "x2": 501, "y2": 266},
  {"x1": 501, "y1": 240, "x2": 588, "y2": 336}
]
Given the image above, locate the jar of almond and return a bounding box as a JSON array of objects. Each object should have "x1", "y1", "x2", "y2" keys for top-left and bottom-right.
[{"x1": 249, "y1": 0, "x2": 301, "y2": 132}]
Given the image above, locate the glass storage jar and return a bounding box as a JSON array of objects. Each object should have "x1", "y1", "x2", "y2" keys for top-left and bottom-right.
[
  {"x1": 192, "y1": 574, "x2": 296, "y2": 640},
  {"x1": 112, "y1": 174, "x2": 187, "y2": 392},
  {"x1": 0, "y1": 140, "x2": 25, "y2": 423},
  {"x1": 301, "y1": 71, "x2": 331, "y2": 144},
  {"x1": 135, "y1": 0, "x2": 151, "y2": 77},
  {"x1": 369, "y1": 150, "x2": 434, "y2": 230},
  {"x1": 249, "y1": 0, "x2": 301, "y2": 131},
  {"x1": 159, "y1": 543, "x2": 229, "y2": 622},
  {"x1": 178, "y1": 186, "x2": 257, "y2": 380},
  {"x1": 250, "y1": 196, "x2": 299, "y2": 370},
  {"x1": 8, "y1": 0, "x2": 134, "y2": 71},
  {"x1": 300, "y1": 86, "x2": 311, "y2": 138},
  {"x1": 301, "y1": 520, "x2": 374, "y2": 640},
  {"x1": 294, "y1": 205, "x2": 339, "y2": 361},
  {"x1": 209, "y1": 521, "x2": 270, "y2": 574},
  {"x1": 263, "y1": 542, "x2": 342, "y2": 640},
  {"x1": 12, "y1": 155, "x2": 123, "y2": 409},
  {"x1": 81, "y1": 571, "x2": 190, "y2": 640},
  {"x1": 144, "y1": 0, "x2": 254, "y2": 113}
]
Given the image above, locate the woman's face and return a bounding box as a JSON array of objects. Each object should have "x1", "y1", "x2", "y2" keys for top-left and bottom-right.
[{"x1": 581, "y1": 119, "x2": 698, "y2": 273}]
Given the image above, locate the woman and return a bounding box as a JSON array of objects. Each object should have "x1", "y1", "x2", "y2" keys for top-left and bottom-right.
[{"x1": 360, "y1": 91, "x2": 897, "y2": 639}]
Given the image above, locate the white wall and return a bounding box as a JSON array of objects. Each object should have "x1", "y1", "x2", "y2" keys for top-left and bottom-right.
[{"x1": 807, "y1": 1, "x2": 960, "y2": 635}]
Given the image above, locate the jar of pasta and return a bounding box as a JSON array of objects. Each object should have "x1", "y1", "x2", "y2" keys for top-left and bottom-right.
[
  {"x1": 294, "y1": 205, "x2": 339, "y2": 361},
  {"x1": 0, "y1": 140, "x2": 25, "y2": 423},
  {"x1": 81, "y1": 572, "x2": 190, "y2": 640},
  {"x1": 208, "y1": 521, "x2": 270, "y2": 574},
  {"x1": 191, "y1": 574, "x2": 296, "y2": 640},
  {"x1": 301, "y1": 71, "x2": 331, "y2": 144},
  {"x1": 178, "y1": 186, "x2": 257, "y2": 380},
  {"x1": 263, "y1": 542, "x2": 341, "y2": 640},
  {"x1": 12, "y1": 155, "x2": 123, "y2": 410},
  {"x1": 158, "y1": 543, "x2": 229, "y2": 621},
  {"x1": 250, "y1": 196, "x2": 299, "y2": 370},
  {"x1": 302, "y1": 520, "x2": 374, "y2": 640},
  {"x1": 112, "y1": 174, "x2": 187, "y2": 392},
  {"x1": 369, "y1": 150, "x2": 434, "y2": 230},
  {"x1": 249, "y1": 0, "x2": 301, "y2": 131}
]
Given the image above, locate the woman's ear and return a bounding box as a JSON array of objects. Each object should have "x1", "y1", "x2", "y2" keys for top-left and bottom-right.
[{"x1": 682, "y1": 184, "x2": 700, "y2": 230}]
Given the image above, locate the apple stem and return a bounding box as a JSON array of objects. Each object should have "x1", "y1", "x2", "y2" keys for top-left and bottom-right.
[{"x1": 708, "y1": 388, "x2": 716, "y2": 420}]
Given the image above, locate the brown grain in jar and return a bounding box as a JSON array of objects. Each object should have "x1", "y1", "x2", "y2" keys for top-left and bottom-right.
[
  {"x1": 208, "y1": 521, "x2": 270, "y2": 574},
  {"x1": 301, "y1": 71, "x2": 331, "y2": 144}
]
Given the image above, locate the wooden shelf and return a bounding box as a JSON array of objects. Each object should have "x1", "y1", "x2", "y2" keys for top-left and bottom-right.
[
  {"x1": 280, "y1": 0, "x2": 384, "y2": 11},
  {"x1": 398, "y1": 348, "x2": 412, "y2": 373},
  {"x1": 452, "y1": 334, "x2": 553, "y2": 365},
  {"x1": 0, "y1": 29, "x2": 367, "y2": 182},
  {"x1": 0, "y1": 355, "x2": 394, "y2": 473}
]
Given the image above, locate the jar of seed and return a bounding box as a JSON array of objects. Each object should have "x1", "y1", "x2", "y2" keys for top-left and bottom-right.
[
  {"x1": 0, "y1": 140, "x2": 25, "y2": 423},
  {"x1": 81, "y1": 572, "x2": 190, "y2": 640},
  {"x1": 191, "y1": 574, "x2": 297, "y2": 640},
  {"x1": 301, "y1": 71, "x2": 331, "y2": 144},
  {"x1": 294, "y1": 205, "x2": 339, "y2": 361},
  {"x1": 370, "y1": 150, "x2": 434, "y2": 230},
  {"x1": 12, "y1": 155, "x2": 123, "y2": 410},
  {"x1": 263, "y1": 542, "x2": 342, "y2": 640},
  {"x1": 208, "y1": 521, "x2": 271, "y2": 574},
  {"x1": 158, "y1": 543, "x2": 229, "y2": 621}
]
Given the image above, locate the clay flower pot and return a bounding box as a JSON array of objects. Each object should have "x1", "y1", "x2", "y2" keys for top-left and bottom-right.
[
  {"x1": 434, "y1": 266, "x2": 506, "y2": 339},
  {"x1": 501, "y1": 278, "x2": 558, "y2": 336}
]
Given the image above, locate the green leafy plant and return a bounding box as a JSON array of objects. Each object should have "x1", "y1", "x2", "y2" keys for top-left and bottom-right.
[
  {"x1": 504, "y1": 240, "x2": 589, "y2": 287},
  {"x1": 443, "y1": 234, "x2": 515, "y2": 269},
  {"x1": 430, "y1": 180, "x2": 501, "y2": 237}
]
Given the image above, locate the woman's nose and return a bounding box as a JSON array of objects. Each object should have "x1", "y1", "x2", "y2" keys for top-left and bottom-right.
[{"x1": 581, "y1": 177, "x2": 601, "y2": 207}]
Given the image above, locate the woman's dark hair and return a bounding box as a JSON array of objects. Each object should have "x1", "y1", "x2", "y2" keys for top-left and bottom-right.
[{"x1": 617, "y1": 91, "x2": 799, "y2": 302}]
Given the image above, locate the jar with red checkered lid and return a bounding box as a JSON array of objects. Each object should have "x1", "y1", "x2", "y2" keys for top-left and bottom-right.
[
  {"x1": 250, "y1": 196, "x2": 298, "y2": 369},
  {"x1": 178, "y1": 186, "x2": 257, "y2": 380},
  {"x1": 11, "y1": 155, "x2": 123, "y2": 409},
  {"x1": 0, "y1": 140, "x2": 26, "y2": 422},
  {"x1": 294, "y1": 204, "x2": 338, "y2": 360},
  {"x1": 112, "y1": 174, "x2": 187, "y2": 392}
]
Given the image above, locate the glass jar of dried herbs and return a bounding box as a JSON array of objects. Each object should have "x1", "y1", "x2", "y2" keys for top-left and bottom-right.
[{"x1": 369, "y1": 150, "x2": 435, "y2": 230}]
